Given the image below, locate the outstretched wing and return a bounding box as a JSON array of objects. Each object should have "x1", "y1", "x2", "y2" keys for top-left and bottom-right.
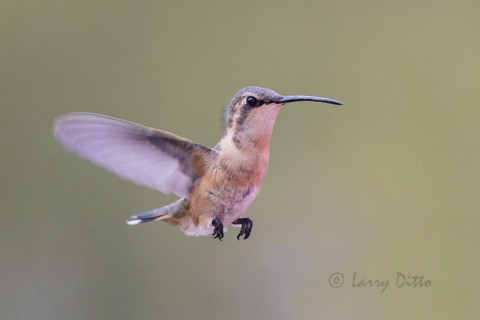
[{"x1": 53, "y1": 112, "x2": 211, "y2": 198}]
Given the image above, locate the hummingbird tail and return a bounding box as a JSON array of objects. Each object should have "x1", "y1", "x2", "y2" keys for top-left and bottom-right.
[
  {"x1": 126, "y1": 213, "x2": 172, "y2": 225},
  {"x1": 126, "y1": 198, "x2": 186, "y2": 226}
]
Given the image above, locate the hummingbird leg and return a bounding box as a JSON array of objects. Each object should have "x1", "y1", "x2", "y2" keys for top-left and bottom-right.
[
  {"x1": 211, "y1": 218, "x2": 224, "y2": 241},
  {"x1": 232, "y1": 218, "x2": 253, "y2": 240}
]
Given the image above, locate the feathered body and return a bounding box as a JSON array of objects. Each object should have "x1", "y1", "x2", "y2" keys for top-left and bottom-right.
[{"x1": 54, "y1": 86, "x2": 341, "y2": 240}]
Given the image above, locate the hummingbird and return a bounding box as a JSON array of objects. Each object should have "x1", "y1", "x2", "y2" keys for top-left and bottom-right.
[{"x1": 53, "y1": 86, "x2": 342, "y2": 241}]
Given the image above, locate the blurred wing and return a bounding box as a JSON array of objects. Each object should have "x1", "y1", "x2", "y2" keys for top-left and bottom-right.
[{"x1": 53, "y1": 112, "x2": 211, "y2": 198}]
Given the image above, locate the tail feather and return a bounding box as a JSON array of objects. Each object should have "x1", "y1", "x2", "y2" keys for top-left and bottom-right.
[
  {"x1": 127, "y1": 212, "x2": 172, "y2": 225},
  {"x1": 126, "y1": 198, "x2": 187, "y2": 225}
]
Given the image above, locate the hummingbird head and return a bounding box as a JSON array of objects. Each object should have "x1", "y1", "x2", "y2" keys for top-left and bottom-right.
[{"x1": 222, "y1": 86, "x2": 342, "y2": 150}]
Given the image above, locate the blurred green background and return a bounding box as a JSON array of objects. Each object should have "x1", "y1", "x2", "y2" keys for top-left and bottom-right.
[{"x1": 1, "y1": 1, "x2": 479, "y2": 319}]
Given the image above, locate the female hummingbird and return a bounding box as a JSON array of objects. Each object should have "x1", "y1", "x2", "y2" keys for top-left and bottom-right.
[{"x1": 54, "y1": 86, "x2": 341, "y2": 240}]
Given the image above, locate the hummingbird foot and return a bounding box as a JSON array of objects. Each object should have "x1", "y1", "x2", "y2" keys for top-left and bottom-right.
[
  {"x1": 232, "y1": 218, "x2": 253, "y2": 240},
  {"x1": 211, "y1": 218, "x2": 224, "y2": 241}
]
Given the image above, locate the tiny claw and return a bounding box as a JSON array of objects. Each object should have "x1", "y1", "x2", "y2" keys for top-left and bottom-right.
[
  {"x1": 232, "y1": 218, "x2": 253, "y2": 240},
  {"x1": 211, "y1": 218, "x2": 224, "y2": 241},
  {"x1": 237, "y1": 231, "x2": 246, "y2": 240}
]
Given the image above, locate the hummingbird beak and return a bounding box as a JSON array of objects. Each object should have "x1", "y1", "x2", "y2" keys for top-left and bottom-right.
[{"x1": 277, "y1": 95, "x2": 343, "y2": 106}]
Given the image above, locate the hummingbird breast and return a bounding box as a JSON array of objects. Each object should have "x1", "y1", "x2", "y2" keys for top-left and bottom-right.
[
  {"x1": 183, "y1": 139, "x2": 270, "y2": 235},
  {"x1": 210, "y1": 151, "x2": 268, "y2": 224}
]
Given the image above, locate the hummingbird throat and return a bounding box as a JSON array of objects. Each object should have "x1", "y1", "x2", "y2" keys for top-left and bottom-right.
[{"x1": 229, "y1": 104, "x2": 281, "y2": 151}]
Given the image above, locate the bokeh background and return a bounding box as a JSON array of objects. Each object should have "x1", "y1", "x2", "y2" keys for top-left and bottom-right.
[{"x1": 1, "y1": 1, "x2": 479, "y2": 319}]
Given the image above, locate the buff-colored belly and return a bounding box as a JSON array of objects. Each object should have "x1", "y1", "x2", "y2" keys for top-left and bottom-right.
[{"x1": 178, "y1": 184, "x2": 261, "y2": 237}]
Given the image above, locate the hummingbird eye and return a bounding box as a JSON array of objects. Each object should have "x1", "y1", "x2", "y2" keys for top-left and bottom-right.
[
  {"x1": 246, "y1": 96, "x2": 257, "y2": 106},
  {"x1": 246, "y1": 96, "x2": 263, "y2": 107}
]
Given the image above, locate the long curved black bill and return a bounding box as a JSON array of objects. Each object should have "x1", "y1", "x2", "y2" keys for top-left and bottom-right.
[{"x1": 278, "y1": 95, "x2": 343, "y2": 106}]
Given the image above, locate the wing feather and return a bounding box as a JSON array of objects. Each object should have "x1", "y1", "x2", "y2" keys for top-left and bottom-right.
[{"x1": 53, "y1": 112, "x2": 211, "y2": 197}]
